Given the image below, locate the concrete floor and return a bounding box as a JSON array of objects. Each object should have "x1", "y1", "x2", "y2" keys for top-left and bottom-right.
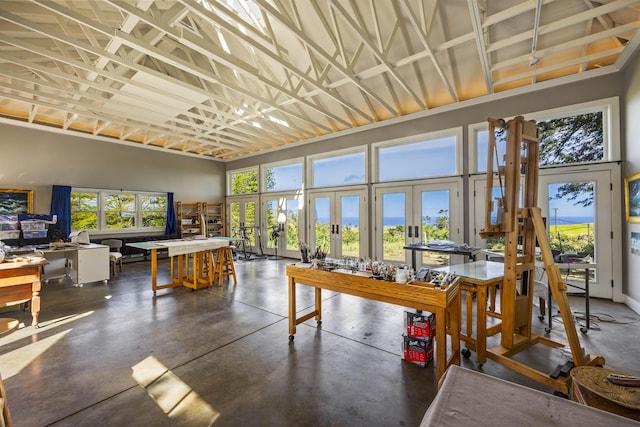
[{"x1": 1, "y1": 257, "x2": 639, "y2": 427}]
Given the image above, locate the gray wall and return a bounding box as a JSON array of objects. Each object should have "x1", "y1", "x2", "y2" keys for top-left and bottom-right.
[
  {"x1": 226, "y1": 72, "x2": 623, "y2": 170},
  {"x1": 623, "y1": 49, "x2": 640, "y2": 307},
  {"x1": 0, "y1": 123, "x2": 225, "y2": 232}
]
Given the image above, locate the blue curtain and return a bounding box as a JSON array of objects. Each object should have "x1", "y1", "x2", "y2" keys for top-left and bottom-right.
[
  {"x1": 165, "y1": 192, "x2": 176, "y2": 236},
  {"x1": 50, "y1": 185, "x2": 72, "y2": 238}
]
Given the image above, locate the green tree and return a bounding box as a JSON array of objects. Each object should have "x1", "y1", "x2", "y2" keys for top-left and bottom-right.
[{"x1": 539, "y1": 112, "x2": 603, "y2": 207}]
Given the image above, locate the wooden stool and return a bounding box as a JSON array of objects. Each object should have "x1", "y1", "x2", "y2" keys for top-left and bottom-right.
[
  {"x1": 213, "y1": 246, "x2": 237, "y2": 286},
  {"x1": 0, "y1": 371, "x2": 12, "y2": 427},
  {"x1": 570, "y1": 366, "x2": 640, "y2": 422}
]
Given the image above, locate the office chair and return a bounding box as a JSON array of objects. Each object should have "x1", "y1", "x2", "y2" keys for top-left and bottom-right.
[{"x1": 101, "y1": 239, "x2": 123, "y2": 276}]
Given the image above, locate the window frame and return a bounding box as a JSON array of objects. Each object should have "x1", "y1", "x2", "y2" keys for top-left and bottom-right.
[
  {"x1": 371, "y1": 127, "x2": 463, "y2": 183},
  {"x1": 260, "y1": 157, "x2": 304, "y2": 193},
  {"x1": 306, "y1": 146, "x2": 368, "y2": 189},
  {"x1": 468, "y1": 97, "x2": 620, "y2": 174},
  {"x1": 227, "y1": 166, "x2": 260, "y2": 195},
  {"x1": 70, "y1": 188, "x2": 167, "y2": 234}
]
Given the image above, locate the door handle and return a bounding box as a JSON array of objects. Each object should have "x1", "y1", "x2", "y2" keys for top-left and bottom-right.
[
  {"x1": 414, "y1": 226, "x2": 419, "y2": 240},
  {"x1": 336, "y1": 224, "x2": 340, "y2": 234},
  {"x1": 331, "y1": 224, "x2": 335, "y2": 234},
  {"x1": 408, "y1": 226, "x2": 412, "y2": 238}
]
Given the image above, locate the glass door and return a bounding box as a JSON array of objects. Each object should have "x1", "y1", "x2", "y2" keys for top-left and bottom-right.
[
  {"x1": 308, "y1": 187, "x2": 368, "y2": 259},
  {"x1": 263, "y1": 194, "x2": 304, "y2": 259},
  {"x1": 539, "y1": 170, "x2": 612, "y2": 299},
  {"x1": 374, "y1": 181, "x2": 462, "y2": 266},
  {"x1": 228, "y1": 196, "x2": 260, "y2": 256},
  {"x1": 471, "y1": 169, "x2": 614, "y2": 299}
]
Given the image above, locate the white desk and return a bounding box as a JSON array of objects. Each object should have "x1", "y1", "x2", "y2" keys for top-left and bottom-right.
[{"x1": 42, "y1": 244, "x2": 110, "y2": 286}]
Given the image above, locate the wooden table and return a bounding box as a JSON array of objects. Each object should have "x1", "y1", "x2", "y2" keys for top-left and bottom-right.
[
  {"x1": 0, "y1": 259, "x2": 47, "y2": 328},
  {"x1": 286, "y1": 264, "x2": 461, "y2": 383},
  {"x1": 435, "y1": 261, "x2": 504, "y2": 365},
  {"x1": 127, "y1": 238, "x2": 234, "y2": 294}
]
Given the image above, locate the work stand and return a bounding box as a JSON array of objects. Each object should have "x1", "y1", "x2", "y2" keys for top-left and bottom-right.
[{"x1": 479, "y1": 116, "x2": 604, "y2": 395}]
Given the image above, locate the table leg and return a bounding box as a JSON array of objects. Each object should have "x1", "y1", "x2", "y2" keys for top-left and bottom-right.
[
  {"x1": 151, "y1": 248, "x2": 158, "y2": 292},
  {"x1": 31, "y1": 279, "x2": 41, "y2": 327},
  {"x1": 476, "y1": 286, "x2": 488, "y2": 365},
  {"x1": 288, "y1": 276, "x2": 296, "y2": 339},
  {"x1": 435, "y1": 306, "x2": 445, "y2": 381},
  {"x1": 584, "y1": 269, "x2": 590, "y2": 331},
  {"x1": 315, "y1": 287, "x2": 322, "y2": 324}
]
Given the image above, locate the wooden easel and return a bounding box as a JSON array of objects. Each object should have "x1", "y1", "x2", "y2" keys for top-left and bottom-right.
[{"x1": 479, "y1": 116, "x2": 604, "y2": 395}]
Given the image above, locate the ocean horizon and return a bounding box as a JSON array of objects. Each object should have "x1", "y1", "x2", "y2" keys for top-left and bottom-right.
[{"x1": 316, "y1": 216, "x2": 596, "y2": 226}]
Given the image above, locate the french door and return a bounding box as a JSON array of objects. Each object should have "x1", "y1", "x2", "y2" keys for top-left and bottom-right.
[
  {"x1": 373, "y1": 180, "x2": 462, "y2": 266},
  {"x1": 228, "y1": 196, "x2": 260, "y2": 254},
  {"x1": 471, "y1": 166, "x2": 619, "y2": 300},
  {"x1": 263, "y1": 194, "x2": 304, "y2": 259},
  {"x1": 308, "y1": 187, "x2": 368, "y2": 259}
]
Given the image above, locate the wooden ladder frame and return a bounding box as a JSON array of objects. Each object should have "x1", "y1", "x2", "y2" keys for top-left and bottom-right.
[{"x1": 479, "y1": 116, "x2": 604, "y2": 395}]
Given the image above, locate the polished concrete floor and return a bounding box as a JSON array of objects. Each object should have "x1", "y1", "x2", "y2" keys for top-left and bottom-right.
[{"x1": 1, "y1": 257, "x2": 639, "y2": 427}]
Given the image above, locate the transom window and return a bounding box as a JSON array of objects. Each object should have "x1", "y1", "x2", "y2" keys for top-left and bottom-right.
[
  {"x1": 374, "y1": 129, "x2": 461, "y2": 182},
  {"x1": 228, "y1": 167, "x2": 259, "y2": 195},
  {"x1": 471, "y1": 98, "x2": 618, "y2": 173},
  {"x1": 308, "y1": 148, "x2": 366, "y2": 188},
  {"x1": 262, "y1": 159, "x2": 303, "y2": 192}
]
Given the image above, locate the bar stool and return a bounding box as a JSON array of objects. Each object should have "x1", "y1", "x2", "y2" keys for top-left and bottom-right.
[{"x1": 213, "y1": 246, "x2": 237, "y2": 286}]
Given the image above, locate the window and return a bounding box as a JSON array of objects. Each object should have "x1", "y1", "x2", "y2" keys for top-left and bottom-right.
[
  {"x1": 374, "y1": 129, "x2": 461, "y2": 182},
  {"x1": 104, "y1": 193, "x2": 136, "y2": 229},
  {"x1": 471, "y1": 98, "x2": 618, "y2": 173},
  {"x1": 262, "y1": 159, "x2": 303, "y2": 192},
  {"x1": 70, "y1": 189, "x2": 167, "y2": 233},
  {"x1": 71, "y1": 191, "x2": 98, "y2": 230},
  {"x1": 228, "y1": 168, "x2": 259, "y2": 195},
  {"x1": 309, "y1": 148, "x2": 366, "y2": 188}
]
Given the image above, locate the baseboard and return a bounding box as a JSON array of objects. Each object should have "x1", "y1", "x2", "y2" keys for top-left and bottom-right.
[{"x1": 624, "y1": 294, "x2": 640, "y2": 316}]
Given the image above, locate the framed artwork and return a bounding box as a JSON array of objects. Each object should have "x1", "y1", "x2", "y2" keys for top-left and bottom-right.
[
  {"x1": 0, "y1": 189, "x2": 33, "y2": 214},
  {"x1": 625, "y1": 173, "x2": 640, "y2": 223},
  {"x1": 632, "y1": 232, "x2": 640, "y2": 255}
]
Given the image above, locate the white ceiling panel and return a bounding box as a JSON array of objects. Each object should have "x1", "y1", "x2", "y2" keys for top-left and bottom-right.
[{"x1": 0, "y1": 0, "x2": 638, "y2": 160}]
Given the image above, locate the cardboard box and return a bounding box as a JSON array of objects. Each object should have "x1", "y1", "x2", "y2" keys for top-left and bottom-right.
[
  {"x1": 402, "y1": 335, "x2": 433, "y2": 367},
  {"x1": 405, "y1": 310, "x2": 436, "y2": 340}
]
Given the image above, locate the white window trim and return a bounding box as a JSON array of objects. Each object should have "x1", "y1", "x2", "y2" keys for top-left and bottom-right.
[
  {"x1": 371, "y1": 126, "x2": 463, "y2": 183},
  {"x1": 260, "y1": 157, "x2": 305, "y2": 193},
  {"x1": 71, "y1": 188, "x2": 167, "y2": 235},
  {"x1": 306, "y1": 145, "x2": 368, "y2": 189},
  {"x1": 226, "y1": 166, "x2": 259, "y2": 196},
  {"x1": 468, "y1": 97, "x2": 620, "y2": 174}
]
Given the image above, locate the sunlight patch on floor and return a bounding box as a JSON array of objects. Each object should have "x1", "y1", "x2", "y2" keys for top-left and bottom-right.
[
  {"x1": 132, "y1": 355, "x2": 219, "y2": 425},
  {"x1": 0, "y1": 329, "x2": 72, "y2": 379}
]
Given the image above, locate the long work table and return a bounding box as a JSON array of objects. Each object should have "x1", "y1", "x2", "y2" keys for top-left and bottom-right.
[
  {"x1": 286, "y1": 263, "x2": 461, "y2": 383},
  {"x1": 127, "y1": 237, "x2": 235, "y2": 294}
]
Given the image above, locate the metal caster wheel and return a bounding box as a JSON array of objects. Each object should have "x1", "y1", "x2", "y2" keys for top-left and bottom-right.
[
  {"x1": 462, "y1": 348, "x2": 471, "y2": 359},
  {"x1": 580, "y1": 327, "x2": 588, "y2": 334},
  {"x1": 317, "y1": 320, "x2": 322, "y2": 326},
  {"x1": 545, "y1": 327, "x2": 551, "y2": 334},
  {"x1": 288, "y1": 335, "x2": 295, "y2": 341}
]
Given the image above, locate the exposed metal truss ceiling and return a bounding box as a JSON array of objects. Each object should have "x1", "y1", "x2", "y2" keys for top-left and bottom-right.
[{"x1": 1, "y1": 0, "x2": 639, "y2": 161}]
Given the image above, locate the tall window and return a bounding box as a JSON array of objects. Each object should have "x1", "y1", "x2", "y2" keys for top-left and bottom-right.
[
  {"x1": 309, "y1": 149, "x2": 366, "y2": 188},
  {"x1": 70, "y1": 189, "x2": 167, "y2": 232}
]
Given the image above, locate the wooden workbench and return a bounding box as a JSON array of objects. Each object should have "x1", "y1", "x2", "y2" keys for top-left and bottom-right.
[
  {"x1": 0, "y1": 259, "x2": 47, "y2": 328},
  {"x1": 286, "y1": 264, "x2": 461, "y2": 383},
  {"x1": 127, "y1": 237, "x2": 234, "y2": 294}
]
